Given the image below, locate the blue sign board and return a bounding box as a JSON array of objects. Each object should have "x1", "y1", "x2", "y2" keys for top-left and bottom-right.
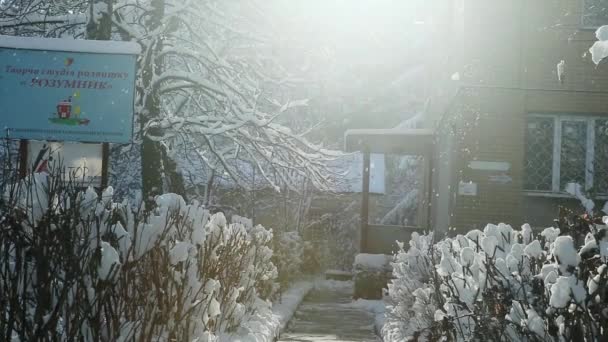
[{"x1": 0, "y1": 36, "x2": 138, "y2": 143}]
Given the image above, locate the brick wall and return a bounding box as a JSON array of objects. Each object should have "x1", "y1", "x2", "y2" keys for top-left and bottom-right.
[
  {"x1": 458, "y1": 0, "x2": 608, "y2": 91},
  {"x1": 437, "y1": 0, "x2": 608, "y2": 230},
  {"x1": 449, "y1": 88, "x2": 526, "y2": 230}
]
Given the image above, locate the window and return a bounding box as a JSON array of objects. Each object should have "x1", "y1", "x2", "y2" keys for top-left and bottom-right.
[
  {"x1": 525, "y1": 115, "x2": 608, "y2": 194},
  {"x1": 583, "y1": 0, "x2": 608, "y2": 28}
]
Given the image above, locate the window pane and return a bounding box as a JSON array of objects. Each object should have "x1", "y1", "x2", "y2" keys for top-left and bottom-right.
[
  {"x1": 583, "y1": 0, "x2": 608, "y2": 27},
  {"x1": 595, "y1": 119, "x2": 608, "y2": 194},
  {"x1": 560, "y1": 121, "x2": 587, "y2": 190},
  {"x1": 368, "y1": 154, "x2": 420, "y2": 226},
  {"x1": 525, "y1": 117, "x2": 554, "y2": 191}
]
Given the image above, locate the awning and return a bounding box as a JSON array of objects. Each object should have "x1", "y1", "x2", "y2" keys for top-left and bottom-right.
[{"x1": 344, "y1": 128, "x2": 434, "y2": 155}]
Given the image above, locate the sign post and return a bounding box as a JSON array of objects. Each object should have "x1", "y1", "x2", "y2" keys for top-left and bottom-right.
[{"x1": 0, "y1": 35, "x2": 139, "y2": 186}]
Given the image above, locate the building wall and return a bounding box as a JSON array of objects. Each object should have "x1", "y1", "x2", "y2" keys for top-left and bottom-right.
[
  {"x1": 449, "y1": 87, "x2": 527, "y2": 230},
  {"x1": 440, "y1": 0, "x2": 608, "y2": 230}
]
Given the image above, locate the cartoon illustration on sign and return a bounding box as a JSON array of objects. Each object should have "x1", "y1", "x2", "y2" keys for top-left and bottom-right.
[{"x1": 49, "y1": 91, "x2": 90, "y2": 126}]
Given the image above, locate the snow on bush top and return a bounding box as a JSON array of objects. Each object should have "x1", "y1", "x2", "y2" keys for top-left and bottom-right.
[
  {"x1": 0, "y1": 34, "x2": 141, "y2": 54},
  {"x1": 354, "y1": 253, "x2": 390, "y2": 270},
  {"x1": 591, "y1": 25, "x2": 608, "y2": 64},
  {"x1": 0, "y1": 177, "x2": 280, "y2": 341},
  {"x1": 384, "y1": 216, "x2": 608, "y2": 342}
]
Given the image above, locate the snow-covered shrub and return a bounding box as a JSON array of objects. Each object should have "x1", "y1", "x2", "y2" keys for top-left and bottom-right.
[
  {"x1": 383, "y1": 232, "x2": 440, "y2": 341},
  {"x1": 385, "y1": 216, "x2": 608, "y2": 342},
  {"x1": 273, "y1": 231, "x2": 304, "y2": 288},
  {"x1": 0, "y1": 170, "x2": 277, "y2": 341},
  {"x1": 321, "y1": 199, "x2": 361, "y2": 271}
]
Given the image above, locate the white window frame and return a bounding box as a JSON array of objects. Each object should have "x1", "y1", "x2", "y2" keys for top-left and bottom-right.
[{"x1": 525, "y1": 113, "x2": 607, "y2": 198}]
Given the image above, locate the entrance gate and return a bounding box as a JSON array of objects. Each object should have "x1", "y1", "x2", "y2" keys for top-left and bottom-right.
[{"x1": 345, "y1": 128, "x2": 434, "y2": 254}]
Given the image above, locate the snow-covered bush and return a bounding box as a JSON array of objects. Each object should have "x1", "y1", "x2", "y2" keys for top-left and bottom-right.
[
  {"x1": 321, "y1": 199, "x2": 361, "y2": 271},
  {"x1": 383, "y1": 232, "x2": 440, "y2": 341},
  {"x1": 385, "y1": 216, "x2": 608, "y2": 341},
  {"x1": 0, "y1": 171, "x2": 277, "y2": 341}
]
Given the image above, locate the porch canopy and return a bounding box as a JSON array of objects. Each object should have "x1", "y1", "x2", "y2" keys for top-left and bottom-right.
[
  {"x1": 345, "y1": 128, "x2": 434, "y2": 154},
  {"x1": 344, "y1": 128, "x2": 435, "y2": 254}
]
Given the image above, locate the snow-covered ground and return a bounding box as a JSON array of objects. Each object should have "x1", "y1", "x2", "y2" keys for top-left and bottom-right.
[
  {"x1": 222, "y1": 279, "x2": 315, "y2": 342},
  {"x1": 279, "y1": 279, "x2": 383, "y2": 342},
  {"x1": 348, "y1": 298, "x2": 386, "y2": 337},
  {"x1": 223, "y1": 278, "x2": 385, "y2": 342}
]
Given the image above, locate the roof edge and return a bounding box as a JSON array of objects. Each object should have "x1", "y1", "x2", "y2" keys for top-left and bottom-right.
[{"x1": 0, "y1": 35, "x2": 141, "y2": 55}]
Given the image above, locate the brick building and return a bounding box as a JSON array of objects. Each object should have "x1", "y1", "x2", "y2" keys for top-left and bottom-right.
[{"x1": 427, "y1": 0, "x2": 608, "y2": 231}]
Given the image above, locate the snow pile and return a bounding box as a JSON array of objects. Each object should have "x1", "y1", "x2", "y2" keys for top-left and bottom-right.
[
  {"x1": 354, "y1": 253, "x2": 390, "y2": 269},
  {"x1": 590, "y1": 25, "x2": 608, "y2": 65},
  {"x1": 220, "y1": 280, "x2": 314, "y2": 342},
  {"x1": 384, "y1": 217, "x2": 608, "y2": 341},
  {"x1": 353, "y1": 253, "x2": 392, "y2": 300},
  {"x1": 0, "y1": 176, "x2": 279, "y2": 341}
]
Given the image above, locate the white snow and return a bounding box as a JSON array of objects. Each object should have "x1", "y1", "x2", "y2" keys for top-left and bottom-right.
[
  {"x1": 221, "y1": 279, "x2": 314, "y2": 342},
  {"x1": 0, "y1": 34, "x2": 140, "y2": 54},
  {"x1": 557, "y1": 60, "x2": 565, "y2": 83},
  {"x1": 550, "y1": 276, "x2": 585, "y2": 308},
  {"x1": 590, "y1": 25, "x2": 608, "y2": 64},
  {"x1": 349, "y1": 298, "x2": 386, "y2": 335},
  {"x1": 565, "y1": 183, "x2": 595, "y2": 214},
  {"x1": 460, "y1": 247, "x2": 475, "y2": 267},
  {"x1": 315, "y1": 279, "x2": 354, "y2": 292},
  {"x1": 345, "y1": 128, "x2": 434, "y2": 138},
  {"x1": 481, "y1": 235, "x2": 498, "y2": 257},
  {"x1": 541, "y1": 227, "x2": 560, "y2": 246},
  {"x1": 551, "y1": 236, "x2": 579, "y2": 274},
  {"x1": 169, "y1": 241, "x2": 193, "y2": 265},
  {"x1": 98, "y1": 241, "x2": 120, "y2": 280},
  {"x1": 354, "y1": 253, "x2": 389, "y2": 269},
  {"x1": 324, "y1": 269, "x2": 353, "y2": 277},
  {"x1": 521, "y1": 223, "x2": 533, "y2": 244},
  {"x1": 524, "y1": 240, "x2": 543, "y2": 259},
  {"x1": 525, "y1": 308, "x2": 546, "y2": 338}
]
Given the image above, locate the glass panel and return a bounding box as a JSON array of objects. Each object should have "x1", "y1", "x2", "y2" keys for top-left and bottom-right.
[
  {"x1": 594, "y1": 119, "x2": 608, "y2": 194},
  {"x1": 524, "y1": 117, "x2": 554, "y2": 191},
  {"x1": 560, "y1": 120, "x2": 587, "y2": 190},
  {"x1": 368, "y1": 154, "x2": 420, "y2": 226},
  {"x1": 583, "y1": 0, "x2": 608, "y2": 27}
]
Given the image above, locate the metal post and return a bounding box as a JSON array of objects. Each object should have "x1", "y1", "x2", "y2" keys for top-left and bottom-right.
[
  {"x1": 360, "y1": 149, "x2": 371, "y2": 253},
  {"x1": 18, "y1": 139, "x2": 28, "y2": 179},
  {"x1": 426, "y1": 154, "x2": 434, "y2": 230},
  {"x1": 100, "y1": 142, "x2": 109, "y2": 189}
]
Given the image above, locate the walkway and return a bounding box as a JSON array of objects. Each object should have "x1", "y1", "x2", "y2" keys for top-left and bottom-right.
[{"x1": 278, "y1": 281, "x2": 381, "y2": 342}]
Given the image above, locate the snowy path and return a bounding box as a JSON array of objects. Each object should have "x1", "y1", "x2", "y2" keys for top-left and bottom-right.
[{"x1": 278, "y1": 281, "x2": 381, "y2": 342}]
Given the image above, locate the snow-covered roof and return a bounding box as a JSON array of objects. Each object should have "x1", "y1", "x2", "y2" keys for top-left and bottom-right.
[
  {"x1": 345, "y1": 128, "x2": 434, "y2": 137},
  {"x1": 0, "y1": 35, "x2": 141, "y2": 55},
  {"x1": 344, "y1": 128, "x2": 434, "y2": 154}
]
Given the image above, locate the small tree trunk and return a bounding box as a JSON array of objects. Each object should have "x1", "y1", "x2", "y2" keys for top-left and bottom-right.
[
  {"x1": 162, "y1": 148, "x2": 187, "y2": 199},
  {"x1": 85, "y1": 1, "x2": 113, "y2": 339},
  {"x1": 139, "y1": 0, "x2": 166, "y2": 202},
  {"x1": 86, "y1": 0, "x2": 112, "y2": 40}
]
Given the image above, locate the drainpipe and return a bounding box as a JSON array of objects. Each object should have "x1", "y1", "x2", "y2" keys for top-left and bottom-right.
[{"x1": 360, "y1": 148, "x2": 371, "y2": 253}]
